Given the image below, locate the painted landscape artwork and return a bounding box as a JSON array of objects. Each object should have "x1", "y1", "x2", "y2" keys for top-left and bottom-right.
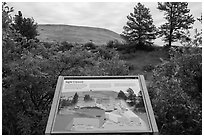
[{"x1": 52, "y1": 79, "x2": 151, "y2": 132}]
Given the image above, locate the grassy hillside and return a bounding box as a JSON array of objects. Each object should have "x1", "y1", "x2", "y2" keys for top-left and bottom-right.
[
  {"x1": 37, "y1": 24, "x2": 167, "y2": 86},
  {"x1": 121, "y1": 49, "x2": 169, "y2": 86},
  {"x1": 37, "y1": 24, "x2": 125, "y2": 45}
]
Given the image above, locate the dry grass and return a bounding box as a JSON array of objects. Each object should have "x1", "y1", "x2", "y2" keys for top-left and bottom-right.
[
  {"x1": 37, "y1": 24, "x2": 167, "y2": 85},
  {"x1": 37, "y1": 24, "x2": 124, "y2": 45},
  {"x1": 123, "y1": 49, "x2": 168, "y2": 85}
]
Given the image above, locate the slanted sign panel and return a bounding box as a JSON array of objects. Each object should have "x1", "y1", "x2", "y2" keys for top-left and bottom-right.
[{"x1": 46, "y1": 76, "x2": 158, "y2": 134}]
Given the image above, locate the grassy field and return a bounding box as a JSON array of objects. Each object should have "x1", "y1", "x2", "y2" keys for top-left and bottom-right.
[
  {"x1": 121, "y1": 49, "x2": 169, "y2": 86},
  {"x1": 37, "y1": 24, "x2": 124, "y2": 45},
  {"x1": 37, "y1": 24, "x2": 168, "y2": 86}
]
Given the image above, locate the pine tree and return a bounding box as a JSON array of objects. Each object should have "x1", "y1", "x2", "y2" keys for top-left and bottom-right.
[
  {"x1": 72, "y1": 92, "x2": 79, "y2": 104},
  {"x1": 12, "y1": 11, "x2": 38, "y2": 40},
  {"x1": 117, "y1": 90, "x2": 127, "y2": 100},
  {"x1": 157, "y1": 2, "x2": 195, "y2": 48},
  {"x1": 127, "y1": 88, "x2": 136, "y2": 105},
  {"x1": 84, "y1": 94, "x2": 92, "y2": 102},
  {"x1": 121, "y1": 3, "x2": 157, "y2": 49}
]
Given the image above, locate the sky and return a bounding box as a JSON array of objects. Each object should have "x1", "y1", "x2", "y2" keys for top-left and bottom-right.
[{"x1": 7, "y1": 1, "x2": 202, "y2": 45}]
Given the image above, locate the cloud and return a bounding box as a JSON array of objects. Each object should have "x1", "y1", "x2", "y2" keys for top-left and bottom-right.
[{"x1": 7, "y1": 2, "x2": 202, "y2": 45}]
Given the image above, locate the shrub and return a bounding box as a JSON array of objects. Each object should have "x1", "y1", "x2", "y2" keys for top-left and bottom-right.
[
  {"x1": 106, "y1": 40, "x2": 116, "y2": 49},
  {"x1": 2, "y1": 3, "x2": 130, "y2": 134},
  {"x1": 89, "y1": 54, "x2": 129, "y2": 76},
  {"x1": 84, "y1": 94, "x2": 93, "y2": 102},
  {"x1": 119, "y1": 52, "x2": 137, "y2": 60},
  {"x1": 3, "y1": 38, "x2": 130, "y2": 134},
  {"x1": 133, "y1": 42, "x2": 155, "y2": 51},
  {"x1": 143, "y1": 64, "x2": 155, "y2": 72},
  {"x1": 123, "y1": 62, "x2": 139, "y2": 71},
  {"x1": 118, "y1": 42, "x2": 155, "y2": 53},
  {"x1": 149, "y1": 49, "x2": 202, "y2": 134},
  {"x1": 106, "y1": 39, "x2": 124, "y2": 49},
  {"x1": 83, "y1": 41, "x2": 97, "y2": 50},
  {"x1": 58, "y1": 41, "x2": 74, "y2": 51},
  {"x1": 94, "y1": 46, "x2": 116, "y2": 60}
]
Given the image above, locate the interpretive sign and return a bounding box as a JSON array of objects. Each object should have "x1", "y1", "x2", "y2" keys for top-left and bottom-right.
[{"x1": 45, "y1": 76, "x2": 158, "y2": 134}]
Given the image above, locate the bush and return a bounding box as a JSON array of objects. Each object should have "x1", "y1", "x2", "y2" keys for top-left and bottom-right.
[
  {"x1": 84, "y1": 94, "x2": 93, "y2": 102},
  {"x1": 106, "y1": 40, "x2": 116, "y2": 49},
  {"x1": 2, "y1": 3, "x2": 131, "y2": 134},
  {"x1": 119, "y1": 52, "x2": 136, "y2": 60},
  {"x1": 83, "y1": 41, "x2": 97, "y2": 50},
  {"x1": 58, "y1": 41, "x2": 74, "y2": 51},
  {"x1": 3, "y1": 37, "x2": 130, "y2": 134},
  {"x1": 143, "y1": 64, "x2": 155, "y2": 72},
  {"x1": 94, "y1": 46, "x2": 116, "y2": 60},
  {"x1": 106, "y1": 39, "x2": 124, "y2": 49},
  {"x1": 117, "y1": 42, "x2": 156, "y2": 54},
  {"x1": 149, "y1": 49, "x2": 202, "y2": 134},
  {"x1": 124, "y1": 62, "x2": 137, "y2": 71}
]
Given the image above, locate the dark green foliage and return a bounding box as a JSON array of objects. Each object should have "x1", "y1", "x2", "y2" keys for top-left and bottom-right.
[
  {"x1": 121, "y1": 3, "x2": 157, "y2": 50},
  {"x1": 148, "y1": 47, "x2": 202, "y2": 134},
  {"x1": 120, "y1": 53, "x2": 135, "y2": 60},
  {"x1": 108, "y1": 40, "x2": 156, "y2": 53},
  {"x1": 58, "y1": 41, "x2": 74, "y2": 51},
  {"x1": 100, "y1": 48, "x2": 114, "y2": 59},
  {"x1": 2, "y1": 10, "x2": 130, "y2": 134},
  {"x1": 84, "y1": 94, "x2": 93, "y2": 102},
  {"x1": 143, "y1": 64, "x2": 155, "y2": 72},
  {"x1": 129, "y1": 42, "x2": 156, "y2": 52},
  {"x1": 134, "y1": 92, "x2": 145, "y2": 113},
  {"x1": 126, "y1": 88, "x2": 137, "y2": 106},
  {"x1": 157, "y1": 2, "x2": 195, "y2": 47},
  {"x1": 12, "y1": 11, "x2": 38, "y2": 40},
  {"x1": 93, "y1": 46, "x2": 116, "y2": 60},
  {"x1": 106, "y1": 40, "x2": 117, "y2": 49},
  {"x1": 135, "y1": 91, "x2": 145, "y2": 111},
  {"x1": 180, "y1": 16, "x2": 202, "y2": 47},
  {"x1": 83, "y1": 41, "x2": 97, "y2": 50},
  {"x1": 60, "y1": 98, "x2": 72, "y2": 108},
  {"x1": 4, "y1": 2, "x2": 201, "y2": 135},
  {"x1": 117, "y1": 90, "x2": 128, "y2": 100},
  {"x1": 2, "y1": 2, "x2": 13, "y2": 30},
  {"x1": 2, "y1": 5, "x2": 130, "y2": 134},
  {"x1": 72, "y1": 93, "x2": 79, "y2": 104},
  {"x1": 106, "y1": 39, "x2": 124, "y2": 49}
]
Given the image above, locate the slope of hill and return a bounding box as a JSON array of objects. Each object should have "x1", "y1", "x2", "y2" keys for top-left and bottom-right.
[{"x1": 37, "y1": 24, "x2": 125, "y2": 45}]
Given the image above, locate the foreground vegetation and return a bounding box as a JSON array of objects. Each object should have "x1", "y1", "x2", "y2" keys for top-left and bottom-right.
[
  {"x1": 3, "y1": 3, "x2": 130, "y2": 134},
  {"x1": 2, "y1": 2, "x2": 202, "y2": 135},
  {"x1": 149, "y1": 47, "x2": 202, "y2": 134}
]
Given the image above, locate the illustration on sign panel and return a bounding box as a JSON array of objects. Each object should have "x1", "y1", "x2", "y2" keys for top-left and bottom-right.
[{"x1": 52, "y1": 79, "x2": 151, "y2": 132}]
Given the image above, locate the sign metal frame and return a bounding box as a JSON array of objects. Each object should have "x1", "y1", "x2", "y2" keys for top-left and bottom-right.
[{"x1": 45, "y1": 75, "x2": 158, "y2": 135}]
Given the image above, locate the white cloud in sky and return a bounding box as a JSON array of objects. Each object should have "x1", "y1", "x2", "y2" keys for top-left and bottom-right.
[{"x1": 7, "y1": 2, "x2": 202, "y2": 45}]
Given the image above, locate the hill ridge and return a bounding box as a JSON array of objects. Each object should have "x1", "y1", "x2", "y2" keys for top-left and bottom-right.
[
  {"x1": 39, "y1": 24, "x2": 117, "y2": 32},
  {"x1": 37, "y1": 24, "x2": 125, "y2": 45}
]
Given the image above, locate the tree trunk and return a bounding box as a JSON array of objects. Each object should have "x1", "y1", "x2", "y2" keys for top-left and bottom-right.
[
  {"x1": 168, "y1": 5, "x2": 174, "y2": 48},
  {"x1": 168, "y1": 28, "x2": 173, "y2": 48}
]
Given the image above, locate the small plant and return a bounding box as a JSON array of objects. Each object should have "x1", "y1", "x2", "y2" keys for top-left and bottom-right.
[
  {"x1": 143, "y1": 64, "x2": 155, "y2": 72},
  {"x1": 83, "y1": 41, "x2": 97, "y2": 50},
  {"x1": 84, "y1": 94, "x2": 93, "y2": 102},
  {"x1": 124, "y1": 62, "x2": 136, "y2": 71},
  {"x1": 59, "y1": 41, "x2": 74, "y2": 51}
]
